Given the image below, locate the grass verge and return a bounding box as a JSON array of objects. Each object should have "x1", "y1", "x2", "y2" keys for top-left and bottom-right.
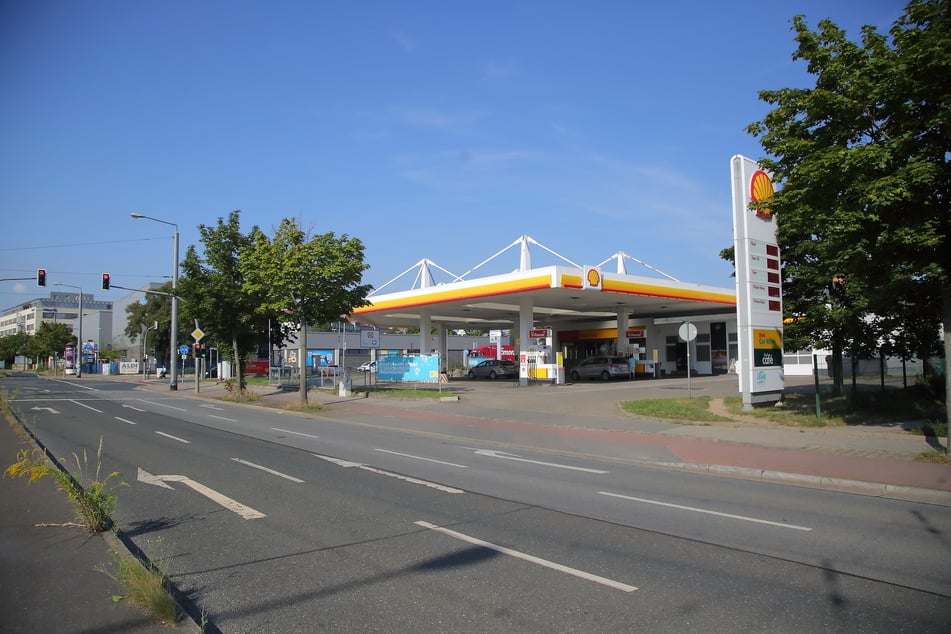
[{"x1": 619, "y1": 396, "x2": 733, "y2": 423}]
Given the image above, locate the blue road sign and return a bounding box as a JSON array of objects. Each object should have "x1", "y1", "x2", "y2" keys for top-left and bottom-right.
[{"x1": 179, "y1": 345, "x2": 190, "y2": 355}]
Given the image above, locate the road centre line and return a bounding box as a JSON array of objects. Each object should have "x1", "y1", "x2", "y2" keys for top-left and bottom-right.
[
  {"x1": 598, "y1": 491, "x2": 813, "y2": 531},
  {"x1": 70, "y1": 399, "x2": 102, "y2": 413},
  {"x1": 312, "y1": 454, "x2": 463, "y2": 493},
  {"x1": 208, "y1": 414, "x2": 238, "y2": 422},
  {"x1": 155, "y1": 431, "x2": 191, "y2": 444},
  {"x1": 114, "y1": 417, "x2": 137, "y2": 425},
  {"x1": 122, "y1": 404, "x2": 146, "y2": 412},
  {"x1": 272, "y1": 427, "x2": 320, "y2": 439},
  {"x1": 232, "y1": 458, "x2": 305, "y2": 483},
  {"x1": 374, "y1": 448, "x2": 469, "y2": 468},
  {"x1": 414, "y1": 521, "x2": 637, "y2": 593},
  {"x1": 138, "y1": 399, "x2": 188, "y2": 412}
]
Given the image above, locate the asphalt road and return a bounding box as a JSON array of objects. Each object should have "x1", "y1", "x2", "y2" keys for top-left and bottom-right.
[{"x1": 9, "y1": 375, "x2": 951, "y2": 632}]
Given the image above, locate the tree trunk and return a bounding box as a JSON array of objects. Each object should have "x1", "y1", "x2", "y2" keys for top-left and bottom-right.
[
  {"x1": 831, "y1": 343, "x2": 844, "y2": 396},
  {"x1": 943, "y1": 293, "x2": 951, "y2": 455},
  {"x1": 232, "y1": 334, "x2": 243, "y2": 394}
]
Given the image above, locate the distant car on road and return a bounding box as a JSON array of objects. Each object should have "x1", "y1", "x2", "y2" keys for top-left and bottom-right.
[
  {"x1": 468, "y1": 359, "x2": 517, "y2": 380},
  {"x1": 356, "y1": 360, "x2": 377, "y2": 373},
  {"x1": 569, "y1": 356, "x2": 630, "y2": 381}
]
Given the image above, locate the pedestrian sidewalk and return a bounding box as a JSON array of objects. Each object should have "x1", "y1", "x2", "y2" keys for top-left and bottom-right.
[{"x1": 0, "y1": 419, "x2": 178, "y2": 634}]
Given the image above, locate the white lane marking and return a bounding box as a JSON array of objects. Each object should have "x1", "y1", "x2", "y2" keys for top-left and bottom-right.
[
  {"x1": 138, "y1": 399, "x2": 187, "y2": 412},
  {"x1": 200, "y1": 404, "x2": 224, "y2": 410},
  {"x1": 115, "y1": 417, "x2": 137, "y2": 425},
  {"x1": 312, "y1": 454, "x2": 463, "y2": 493},
  {"x1": 598, "y1": 491, "x2": 813, "y2": 532},
  {"x1": 272, "y1": 427, "x2": 319, "y2": 439},
  {"x1": 473, "y1": 449, "x2": 608, "y2": 474},
  {"x1": 232, "y1": 458, "x2": 305, "y2": 483},
  {"x1": 155, "y1": 431, "x2": 191, "y2": 444},
  {"x1": 375, "y1": 449, "x2": 469, "y2": 468},
  {"x1": 208, "y1": 414, "x2": 238, "y2": 422},
  {"x1": 31, "y1": 406, "x2": 60, "y2": 414},
  {"x1": 415, "y1": 521, "x2": 637, "y2": 593},
  {"x1": 137, "y1": 468, "x2": 265, "y2": 519},
  {"x1": 123, "y1": 404, "x2": 146, "y2": 412},
  {"x1": 70, "y1": 399, "x2": 102, "y2": 413},
  {"x1": 312, "y1": 454, "x2": 363, "y2": 468}
]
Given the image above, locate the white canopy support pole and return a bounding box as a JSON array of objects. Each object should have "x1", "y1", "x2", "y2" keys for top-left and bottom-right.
[{"x1": 519, "y1": 296, "x2": 533, "y2": 387}]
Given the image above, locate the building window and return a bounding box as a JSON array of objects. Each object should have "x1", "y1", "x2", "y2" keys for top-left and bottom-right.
[
  {"x1": 696, "y1": 333, "x2": 711, "y2": 362},
  {"x1": 665, "y1": 336, "x2": 678, "y2": 362}
]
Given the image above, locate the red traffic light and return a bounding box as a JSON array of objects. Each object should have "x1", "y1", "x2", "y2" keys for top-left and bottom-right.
[
  {"x1": 36, "y1": 269, "x2": 46, "y2": 287},
  {"x1": 101, "y1": 273, "x2": 110, "y2": 290}
]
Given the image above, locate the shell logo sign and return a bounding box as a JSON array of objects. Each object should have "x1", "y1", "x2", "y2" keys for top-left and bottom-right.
[
  {"x1": 750, "y1": 170, "x2": 774, "y2": 220},
  {"x1": 583, "y1": 266, "x2": 602, "y2": 290}
]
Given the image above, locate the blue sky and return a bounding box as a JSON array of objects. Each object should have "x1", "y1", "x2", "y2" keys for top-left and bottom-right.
[{"x1": 1, "y1": 0, "x2": 904, "y2": 309}]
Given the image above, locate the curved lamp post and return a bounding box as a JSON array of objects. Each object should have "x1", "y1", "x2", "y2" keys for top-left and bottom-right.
[
  {"x1": 131, "y1": 213, "x2": 179, "y2": 390},
  {"x1": 54, "y1": 283, "x2": 83, "y2": 378}
]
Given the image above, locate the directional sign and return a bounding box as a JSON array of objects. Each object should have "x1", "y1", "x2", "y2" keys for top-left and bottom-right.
[
  {"x1": 137, "y1": 468, "x2": 265, "y2": 519},
  {"x1": 191, "y1": 328, "x2": 205, "y2": 341},
  {"x1": 179, "y1": 344, "x2": 190, "y2": 355}
]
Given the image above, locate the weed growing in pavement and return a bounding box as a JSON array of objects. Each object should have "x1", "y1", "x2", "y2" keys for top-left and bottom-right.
[
  {"x1": 5, "y1": 436, "x2": 125, "y2": 533},
  {"x1": 102, "y1": 538, "x2": 182, "y2": 625}
]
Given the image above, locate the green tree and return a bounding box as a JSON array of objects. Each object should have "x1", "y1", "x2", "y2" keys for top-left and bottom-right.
[
  {"x1": 124, "y1": 283, "x2": 177, "y2": 368},
  {"x1": 241, "y1": 218, "x2": 372, "y2": 406},
  {"x1": 29, "y1": 321, "x2": 75, "y2": 369},
  {"x1": 0, "y1": 333, "x2": 29, "y2": 366},
  {"x1": 747, "y1": 0, "x2": 949, "y2": 432},
  {"x1": 178, "y1": 210, "x2": 262, "y2": 392}
]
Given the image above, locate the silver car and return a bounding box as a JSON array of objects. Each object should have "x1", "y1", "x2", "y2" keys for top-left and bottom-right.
[
  {"x1": 467, "y1": 359, "x2": 517, "y2": 380},
  {"x1": 569, "y1": 356, "x2": 630, "y2": 381}
]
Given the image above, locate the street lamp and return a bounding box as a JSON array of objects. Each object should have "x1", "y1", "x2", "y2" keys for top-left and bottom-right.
[
  {"x1": 142, "y1": 320, "x2": 157, "y2": 378},
  {"x1": 54, "y1": 283, "x2": 83, "y2": 378},
  {"x1": 131, "y1": 212, "x2": 180, "y2": 390}
]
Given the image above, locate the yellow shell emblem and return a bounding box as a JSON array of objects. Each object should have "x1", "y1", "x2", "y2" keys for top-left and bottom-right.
[
  {"x1": 750, "y1": 170, "x2": 774, "y2": 219},
  {"x1": 586, "y1": 268, "x2": 601, "y2": 287}
]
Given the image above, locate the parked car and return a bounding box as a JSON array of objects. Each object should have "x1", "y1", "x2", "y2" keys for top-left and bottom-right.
[
  {"x1": 467, "y1": 359, "x2": 518, "y2": 380},
  {"x1": 356, "y1": 360, "x2": 377, "y2": 373},
  {"x1": 569, "y1": 356, "x2": 630, "y2": 381},
  {"x1": 64, "y1": 363, "x2": 76, "y2": 376}
]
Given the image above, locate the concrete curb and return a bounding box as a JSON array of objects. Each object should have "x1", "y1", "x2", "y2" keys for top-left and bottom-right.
[{"x1": 651, "y1": 461, "x2": 951, "y2": 506}]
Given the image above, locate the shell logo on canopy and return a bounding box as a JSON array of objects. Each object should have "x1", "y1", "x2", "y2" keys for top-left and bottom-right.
[
  {"x1": 583, "y1": 266, "x2": 602, "y2": 290},
  {"x1": 750, "y1": 170, "x2": 774, "y2": 220}
]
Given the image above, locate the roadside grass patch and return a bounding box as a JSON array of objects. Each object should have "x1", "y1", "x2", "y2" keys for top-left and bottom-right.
[
  {"x1": 723, "y1": 387, "x2": 946, "y2": 430},
  {"x1": 620, "y1": 397, "x2": 732, "y2": 423},
  {"x1": 916, "y1": 450, "x2": 951, "y2": 465},
  {"x1": 280, "y1": 400, "x2": 323, "y2": 412}
]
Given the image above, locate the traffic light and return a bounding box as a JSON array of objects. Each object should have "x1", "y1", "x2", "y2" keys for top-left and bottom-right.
[
  {"x1": 101, "y1": 273, "x2": 110, "y2": 290},
  {"x1": 194, "y1": 342, "x2": 204, "y2": 358},
  {"x1": 36, "y1": 269, "x2": 46, "y2": 287}
]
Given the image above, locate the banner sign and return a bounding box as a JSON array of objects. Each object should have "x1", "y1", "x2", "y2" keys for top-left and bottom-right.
[{"x1": 377, "y1": 354, "x2": 440, "y2": 382}]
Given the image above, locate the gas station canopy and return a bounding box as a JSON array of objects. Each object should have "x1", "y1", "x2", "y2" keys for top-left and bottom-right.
[{"x1": 352, "y1": 236, "x2": 736, "y2": 331}]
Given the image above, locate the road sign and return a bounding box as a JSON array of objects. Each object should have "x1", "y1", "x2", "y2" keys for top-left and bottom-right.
[
  {"x1": 179, "y1": 344, "x2": 189, "y2": 355},
  {"x1": 678, "y1": 322, "x2": 698, "y2": 342},
  {"x1": 192, "y1": 328, "x2": 205, "y2": 341}
]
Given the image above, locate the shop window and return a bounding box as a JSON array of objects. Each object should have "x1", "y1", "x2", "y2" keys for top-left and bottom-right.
[
  {"x1": 665, "y1": 336, "x2": 678, "y2": 362},
  {"x1": 696, "y1": 333, "x2": 711, "y2": 362}
]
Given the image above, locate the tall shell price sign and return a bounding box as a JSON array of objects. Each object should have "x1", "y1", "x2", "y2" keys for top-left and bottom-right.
[{"x1": 731, "y1": 155, "x2": 784, "y2": 409}]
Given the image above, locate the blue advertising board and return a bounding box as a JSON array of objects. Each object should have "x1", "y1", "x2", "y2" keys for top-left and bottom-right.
[{"x1": 377, "y1": 354, "x2": 440, "y2": 382}]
